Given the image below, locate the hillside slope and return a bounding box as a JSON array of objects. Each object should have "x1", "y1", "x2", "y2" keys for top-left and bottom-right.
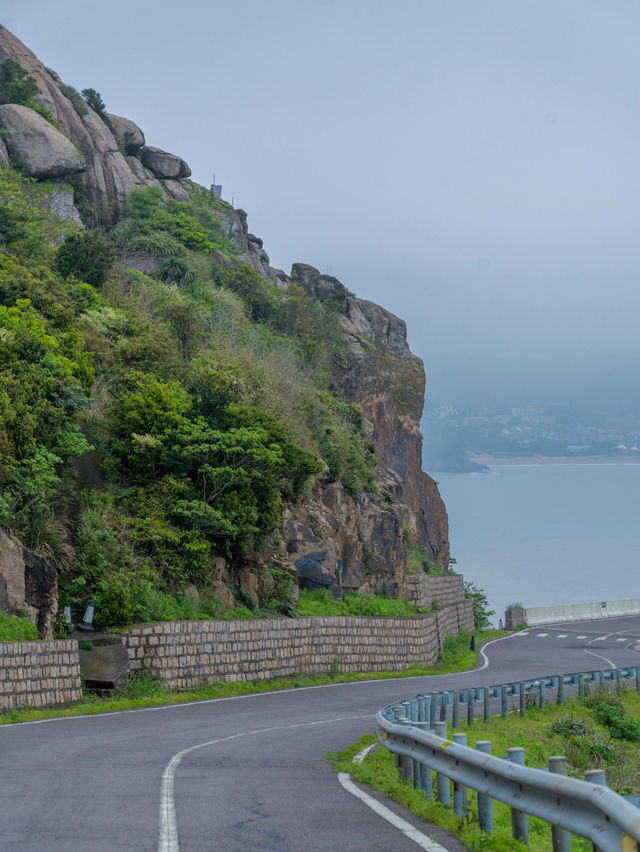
[{"x1": 0, "y1": 26, "x2": 449, "y2": 633}]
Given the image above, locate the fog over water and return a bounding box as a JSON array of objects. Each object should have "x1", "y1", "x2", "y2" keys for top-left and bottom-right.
[
  {"x1": 7, "y1": 1, "x2": 640, "y2": 405},
  {"x1": 437, "y1": 463, "x2": 640, "y2": 623}
]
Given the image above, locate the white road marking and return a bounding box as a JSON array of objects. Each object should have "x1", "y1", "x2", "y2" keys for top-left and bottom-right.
[
  {"x1": 584, "y1": 649, "x2": 616, "y2": 668},
  {"x1": 577, "y1": 635, "x2": 587, "y2": 639},
  {"x1": 594, "y1": 637, "x2": 607, "y2": 641},
  {"x1": 476, "y1": 632, "x2": 519, "y2": 670},
  {"x1": 514, "y1": 632, "x2": 529, "y2": 636},
  {"x1": 158, "y1": 714, "x2": 371, "y2": 852},
  {"x1": 353, "y1": 743, "x2": 376, "y2": 765},
  {"x1": 557, "y1": 634, "x2": 568, "y2": 638},
  {"x1": 537, "y1": 633, "x2": 548, "y2": 637},
  {"x1": 338, "y1": 772, "x2": 450, "y2": 851},
  {"x1": 616, "y1": 638, "x2": 627, "y2": 642}
]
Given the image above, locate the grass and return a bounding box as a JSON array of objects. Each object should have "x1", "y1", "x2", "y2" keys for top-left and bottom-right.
[
  {"x1": 0, "y1": 611, "x2": 38, "y2": 641},
  {"x1": 0, "y1": 628, "x2": 504, "y2": 725},
  {"x1": 331, "y1": 682, "x2": 640, "y2": 850},
  {"x1": 296, "y1": 588, "x2": 419, "y2": 617}
]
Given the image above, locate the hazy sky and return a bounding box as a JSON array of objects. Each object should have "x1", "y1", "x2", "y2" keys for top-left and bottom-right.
[{"x1": 5, "y1": 1, "x2": 640, "y2": 403}]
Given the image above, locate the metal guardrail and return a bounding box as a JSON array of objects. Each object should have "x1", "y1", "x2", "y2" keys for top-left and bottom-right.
[{"x1": 376, "y1": 666, "x2": 640, "y2": 851}]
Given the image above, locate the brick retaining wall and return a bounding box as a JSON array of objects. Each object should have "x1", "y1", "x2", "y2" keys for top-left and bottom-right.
[
  {"x1": 406, "y1": 573, "x2": 467, "y2": 610},
  {"x1": 120, "y1": 601, "x2": 475, "y2": 690},
  {"x1": 0, "y1": 639, "x2": 82, "y2": 712}
]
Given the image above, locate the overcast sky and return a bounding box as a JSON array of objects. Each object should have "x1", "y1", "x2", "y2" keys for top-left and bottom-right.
[{"x1": 5, "y1": 0, "x2": 640, "y2": 404}]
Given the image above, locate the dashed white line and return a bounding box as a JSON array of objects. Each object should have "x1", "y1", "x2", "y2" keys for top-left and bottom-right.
[
  {"x1": 557, "y1": 634, "x2": 568, "y2": 638},
  {"x1": 537, "y1": 633, "x2": 549, "y2": 637},
  {"x1": 577, "y1": 635, "x2": 587, "y2": 639},
  {"x1": 616, "y1": 638, "x2": 627, "y2": 642},
  {"x1": 338, "y1": 772, "x2": 450, "y2": 851},
  {"x1": 594, "y1": 637, "x2": 607, "y2": 641}
]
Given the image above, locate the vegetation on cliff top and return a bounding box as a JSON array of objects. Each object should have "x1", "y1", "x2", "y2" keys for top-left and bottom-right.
[{"x1": 0, "y1": 168, "x2": 378, "y2": 628}]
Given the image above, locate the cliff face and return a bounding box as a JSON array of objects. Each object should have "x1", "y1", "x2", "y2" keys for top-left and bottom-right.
[{"x1": 0, "y1": 26, "x2": 449, "y2": 601}]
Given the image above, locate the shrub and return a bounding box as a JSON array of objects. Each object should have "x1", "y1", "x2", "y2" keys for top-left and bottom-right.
[
  {"x1": 81, "y1": 87, "x2": 106, "y2": 115},
  {"x1": 464, "y1": 581, "x2": 495, "y2": 630},
  {"x1": 548, "y1": 713, "x2": 588, "y2": 738},
  {"x1": 59, "y1": 84, "x2": 88, "y2": 116},
  {"x1": 0, "y1": 59, "x2": 57, "y2": 126},
  {"x1": 55, "y1": 231, "x2": 115, "y2": 287},
  {"x1": 593, "y1": 702, "x2": 640, "y2": 742}
]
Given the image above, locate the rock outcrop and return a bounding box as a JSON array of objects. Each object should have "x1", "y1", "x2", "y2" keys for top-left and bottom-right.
[
  {"x1": 0, "y1": 103, "x2": 86, "y2": 178},
  {"x1": 0, "y1": 25, "x2": 193, "y2": 221},
  {"x1": 140, "y1": 146, "x2": 191, "y2": 179},
  {"x1": 0, "y1": 24, "x2": 450, "y2": 603},
  {"x1": 0, "y1": 528, "x2": 58, "y2": 638},
  {"x1": 105, "y1": 113, "x2": 145, "y2": 152}
]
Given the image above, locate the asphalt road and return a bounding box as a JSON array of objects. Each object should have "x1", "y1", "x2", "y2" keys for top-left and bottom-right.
[{"x1": 2, "y1": 614, "x2": 640, "y2": 852}]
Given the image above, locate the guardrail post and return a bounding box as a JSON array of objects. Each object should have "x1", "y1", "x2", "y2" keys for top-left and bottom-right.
[
  {"x1": 476, "y1": 740, "x2": 493, "y2": 833},
  {"x1": 539, "y1": 679, "x2": 546, "y2": 709},
  {"x1": 557, "y1": 675, "x2": 564, "y2": 705},
  {"x1": 417, "y1": 695, "x2": 426, "y2": 724},
  {"x1": 507, "y1": 747, "x2": 529, "y2": 844},
  {"x1": 501, "y1": 685, "x2": 508, "y2": 719},
  {"x1": 578, "y1": 673, "x2": 585, "y2": 699},
  {"x1": 439, "y1": 692, "x2": 447, "y2": 722},
  {"x1": 452, "y1": 691, "x2": 459, "y2": 730},
  {"x1": 599, "y1": 670, "x2": 605, "y2": 689},
  {"x1": 434, "y1": 722, "x2": 451, "y2": 805},
  {"x1": 584, "y1": 769, "x2": 607, "y2": 852},
  {"x1": 484, "y1": 686, "x2": 491, "y2": 723},
  {"x1": 429, "y1": 693, "x2": 437, "y2": 729},
  {"x1": 635, "y1": 667, "x2": 640, "y2": 693},
  {"x1": 548, "y1": 756, "x2": 570, "y2": 852},
  {"x1": 453, "y1": 733, "x2": 468, "y2": 816},
  {"x1": 467, "y1": 690, "x2": 475, "y2": 727},
  {"x1": 520, "y1": 682, "x2": 526, "y2": 716}
]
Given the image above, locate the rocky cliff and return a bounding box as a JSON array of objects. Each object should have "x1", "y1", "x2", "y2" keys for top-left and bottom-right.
[{"x1": 0, "y1": 26, "x2": 449, "y2": 608}]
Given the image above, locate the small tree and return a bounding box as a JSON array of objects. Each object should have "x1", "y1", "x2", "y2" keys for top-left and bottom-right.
[
  {"x1": 464, "y1": 581, "x2": 495, "y2": 630},
  {"x1": 81, "y1": 87, "x2": 106, "y2": 115}
]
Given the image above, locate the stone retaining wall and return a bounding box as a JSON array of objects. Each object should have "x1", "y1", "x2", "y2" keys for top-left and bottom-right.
[
  {"x1": 0, "y1": 639, "x2": 82, "y2": 712},
  {"x1": 405, "y1": 572, "x2": 466, "y2": 610},
  {"x1": 120, "y1": 601, "x2": 474, "y2": 690}
]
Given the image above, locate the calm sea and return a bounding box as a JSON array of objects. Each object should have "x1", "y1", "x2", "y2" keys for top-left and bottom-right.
[{"x1": 434, "y1": 463, "x2": 640, "y2": 626}]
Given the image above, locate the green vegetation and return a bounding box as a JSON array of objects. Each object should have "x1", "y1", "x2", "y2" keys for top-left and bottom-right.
[
  {"x1": 297, "y1": 588, "x2": 418, "y2": 617},
  {"x1": 0, "y1": 611, "x2": 38, "y2": 641},
  {"x1": 0, "y1": 59, "x2": 58, "y2": 126},
  {"x1": 0, "y1": 170, "x2": 380, "y2": 629},
  {"x1": 465, "y1": 580, "x2": 496, "y2": 629},
  {"x1": 80, "y1": 88, "x2": 106, "y2": 116},
  {"x1": 334, "y1": 684, "x2": 640, "y2": 852}
]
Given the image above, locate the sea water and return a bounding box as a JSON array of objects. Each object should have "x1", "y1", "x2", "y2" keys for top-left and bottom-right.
[{"x1": 434, "y1": 463, "x2": 640, "y2": 625}]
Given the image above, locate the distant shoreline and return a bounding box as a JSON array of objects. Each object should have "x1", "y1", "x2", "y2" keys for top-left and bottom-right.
[{"x1": 468, "y1": 454, "x2": 640, "y2": 467}]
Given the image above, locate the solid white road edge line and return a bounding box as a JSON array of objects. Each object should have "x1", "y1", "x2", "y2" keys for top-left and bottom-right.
[
  {"x1": 158, "y1": 713, "x2": 371, "y2": 852},
  {"x1": 337, "y1": 773, "x2": 450, "y2": 852}
]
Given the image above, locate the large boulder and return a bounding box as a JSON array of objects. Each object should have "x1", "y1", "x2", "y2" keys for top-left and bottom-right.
[
  {"x1": 81, "y1": 111, "x2": 118, "y2": 154},
  {"x1": 0, "y1": 528, "x2": 58, "y2": 638},
  {"x1": 291, "y1": 263, "x2": 350, "y2": 303},
  {"x1": 105, "y1": 113, "x2": 145, "y2": 152},
  {"x1": 140, "y1": 146, "x2": 191, "y2": 179},
  {"x1": 0, "y1": 103, "x2": 85, "y2": 178}
]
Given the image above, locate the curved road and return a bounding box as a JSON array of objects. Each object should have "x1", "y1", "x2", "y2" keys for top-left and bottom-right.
[{"x1": 2, "y1": 614, "x2": 640, "y2": 851}]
